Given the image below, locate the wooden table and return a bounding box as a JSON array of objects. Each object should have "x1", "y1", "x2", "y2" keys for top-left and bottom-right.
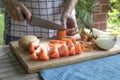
[{"x1": 0, "y1": 48, "x2": 43, "y2": 80}]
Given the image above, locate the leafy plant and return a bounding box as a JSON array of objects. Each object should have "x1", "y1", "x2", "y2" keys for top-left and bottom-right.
[{"x1": 75, "y1": 0, "x2": 98, "y2": 30}]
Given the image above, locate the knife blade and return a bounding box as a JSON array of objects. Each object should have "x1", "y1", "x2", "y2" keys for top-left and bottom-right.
[{"x1": 28, "y1": 16, "x2": 65, "y2": 31}]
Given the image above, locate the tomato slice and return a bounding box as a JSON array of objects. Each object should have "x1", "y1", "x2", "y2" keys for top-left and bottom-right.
[
  {"x1": 58, "y1": 44, "x2": 69, "y2": 57},
  {"x1": 40, "y1": 48, "x2": 49, "y2": 60},
  {"x1": 69, "y1": 38, "x2": 76, "y2": 44},
  {"x1": 49, "y1": 40, "x2": 66, "y2": 44},
  {"x1": 62, "y1": 38, "x2": 71, "y2": 45},
  {"x1": 75, "y1": 41, "x2": 82, "y2": 54},
  {"x1": 31, "y1": 52, "x2": 38, "y2": 60},
  {"x1": 39, "y1": 43, "x2": 50, "y2": 60},
  {"x1": 35, "y1": 46, "x2": 41, "y2": 53},
  {"x1": 56, "y1": 30, "x2": 66, "y2": 40},
  {"x1": 29, "y1": 43, "x2": 35, "y2": 53},
  {"x1": 61, "y1": 38, "x2": 76, "y2": 44},
  {"x1": 67, "y1": 41, "x2": 76, "y2": 55},
  {"x1": 48, "y1": 43, "x2": 60, "y2": 58},
  {"x1": 62, "y1": 38, "x2": 76, "y2": 55},
  {"x1": 29, "y1": 41, "x2": 39, "y2": 53}
]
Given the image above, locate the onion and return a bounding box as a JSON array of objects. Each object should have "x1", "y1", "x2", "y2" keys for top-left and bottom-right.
[{"x1": 95, "y1": 35, "x2": 116, "y2": 50}]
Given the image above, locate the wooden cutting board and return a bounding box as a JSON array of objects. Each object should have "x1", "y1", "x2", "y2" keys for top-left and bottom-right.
[{"x1": 9, "y1": 39, "x2": 120, "y2": 73}]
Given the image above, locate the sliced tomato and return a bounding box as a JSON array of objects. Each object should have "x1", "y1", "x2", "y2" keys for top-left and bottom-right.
[
  {"x1": 35, "y1": 46, "x2": 41, "y2": 53},
  {"x1": 58, "y1": 44, "x2": 69, "y2": 57},
  {"x1": 75, "y1": 41, "x2": 82, "y2": 54},
  {"x1": 29, "y1": 43, "x2": 35, "y2": 53},
  {"x1": 50, "y1": 46, "x2": 59, "y2": 58},
  {"x1": 48, "y1": 43, "x2": 54, "y2": 55},
  {"x1": 35, "y1": 46, "x2": 41, "y2": 57},
  {"x1": 49, "y1": 40, "x2": 66, "y2": 44},
  {"x1": 39, "y1": 43, "x2": 50, "y2": 60},
  {"x1": 29, "y1": 41, "x2": 39, "y2": 53},
  {"x1": 56, "y1": 30, "x2": 66, "y2": 40},
  {"x1": 40, "y1": 48, "x2": 49, "y2": 60},
  {"x1": 62, "y1": 38, "x2": 72, "y2": 45},
  {"x1": 69, "y1": 38, "x2": 76, "y2": 44},
  {"x1": 62, "y1": 38, "x2": 76, "y2": 55},
  {"x1": 31, "y1": 52, "x2": 38, "y2": 60},
  {"x1": 67, "y1": 41, "x2": 76, "y2": 55},
  {"x1": 48, "y1": 43, "x2": 59, "y2": 58}
]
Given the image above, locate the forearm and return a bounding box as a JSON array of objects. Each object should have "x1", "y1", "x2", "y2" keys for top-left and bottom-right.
[{"x1": 63, "y1": 0, "x2": 78, "y2": 15}]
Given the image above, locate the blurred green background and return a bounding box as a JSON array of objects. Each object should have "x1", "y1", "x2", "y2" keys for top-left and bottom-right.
[
  {"x1": 0, "y1": 14, "x2": 4, "y2": 45},
  {"x1": 106, "y1": 0, "x2": 120, "y2": 35}
]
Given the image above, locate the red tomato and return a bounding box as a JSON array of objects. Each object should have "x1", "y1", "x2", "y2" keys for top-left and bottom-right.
[
  {"x1": 69, "y1": 38, "x2": 76, "y2": 44},
  {"x1": 29, "y1": 43, "x2": 35, "y2": 53},
  {"x1": 56, "y1": 30, "x2": 66, "y2": 40},
  {"x1": 40, "y1": 48, "x2": 49, "y2": 60},
  {"x1": 75, "y1": 41, "x2": 82, "y2": 54},
  {"x1": 48, "y1": 43, "x2": 59, "y2": 58},
  {"x1": 39, "y1": 43, "x2": 50, "y2": 60},
  {"x1": 62, "y1": 38, "x2": 76, "y2": 55},
  {"x1": 48, "y1": 43, "x2": 54, "y2": 55},
  {"x1": 62, "y1": 38, "x2": 76, "y2": 44},
  {"x1": 49, "y1": 40, "x2": 66, "y2": 44},
  {"x1": 49, "y1": 40, "x2": 59, "y2": 44},
  {"x1": 29, "y1": 41, "x2": 39, "y2": 53},
  {"x1": 58, "y1": 44, "x2": 69, "y2": 57},
  {"x1": 62, "y1": 38, "x2": 71, "y2": 45},
  {"x1": 67, "y1": 41, "x2": 76, "y2": 55},
  {"x1": 35, "y1": 46, "x2": 41, "y2": 53},
  {"x1": 34, "y1": 46, "x2": 41, "y2": 57},
  {"x1": 31, "y1": 52, "x2": 38, "y2": 60}
]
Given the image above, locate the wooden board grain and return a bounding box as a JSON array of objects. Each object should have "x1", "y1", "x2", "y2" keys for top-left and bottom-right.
[{"x1": 9, "y1": 39, "x2": 120, "y2": 73}]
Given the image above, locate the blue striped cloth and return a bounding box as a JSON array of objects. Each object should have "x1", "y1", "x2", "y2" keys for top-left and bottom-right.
[{"x1": 39, "y1": 54, "x2": 120, "y2": 80}]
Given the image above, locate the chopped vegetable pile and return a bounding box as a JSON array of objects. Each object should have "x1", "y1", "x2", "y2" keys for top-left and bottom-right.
[{"x1": 29, "y1": 38, "x2": 82, "y2": 61}]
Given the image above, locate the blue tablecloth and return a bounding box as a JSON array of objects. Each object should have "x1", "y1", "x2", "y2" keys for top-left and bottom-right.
[{"x1": 39, "y1": 54, "x2": 120, "y2": 80}]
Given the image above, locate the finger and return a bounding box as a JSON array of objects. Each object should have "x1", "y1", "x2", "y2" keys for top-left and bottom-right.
[
  {"x1": 7, "y1": 10, "x2": 16, "y2": 20},
  {"x1": 70, "y1": 31, "x2": 78, "y2": 36},
  {"x1": 67, "y1": 27, "x2": 77, "y2": 33},
  {"x1": 66, "y1": 27, "x2": 78, "y2": 36},
  {"x1": 21, "y1": 4, "x2": 31, "y2": 22},
  {"x1": 16, "y1": 7, "x2": 24, "y2": 21},
  {"x1": 67, "y1": 31, "x2": 78, "y2": 36},
  {"x1": 12, "y1": 10, "x2": 19, "y2": 21}
]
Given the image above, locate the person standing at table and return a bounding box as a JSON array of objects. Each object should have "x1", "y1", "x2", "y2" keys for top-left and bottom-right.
[{"x1": 1, "y1": 0, "x2": 78, "y2": 44}]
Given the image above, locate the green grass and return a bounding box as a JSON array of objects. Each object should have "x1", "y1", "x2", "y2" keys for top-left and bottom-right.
[{"x1": 0, "y1": 14, "x2": 4, "y2": 45}]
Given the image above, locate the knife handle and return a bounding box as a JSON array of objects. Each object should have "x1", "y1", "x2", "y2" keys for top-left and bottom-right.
[
  {"x1": 23, "y1": 13, "x2": 26, "y2": 19},
  {"x1": 22, "y1": 13, "x2": 32, "y2": 23}
]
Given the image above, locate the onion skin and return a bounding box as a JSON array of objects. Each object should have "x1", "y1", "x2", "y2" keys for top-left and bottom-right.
[
  {"x1": 95, "y1": 37, "x2": 116, "y2": 50},
  {"x1": 18, "y1": 35, "x2": 40, "y2": 50}
]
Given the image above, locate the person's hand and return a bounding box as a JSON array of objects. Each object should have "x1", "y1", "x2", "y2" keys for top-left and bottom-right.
[
  {"x1": 2, "y1": 0, "x2": 31, "y2": 22},
  {"x1": 61, "y1": 13, "x2": 78, "y2": 36}
]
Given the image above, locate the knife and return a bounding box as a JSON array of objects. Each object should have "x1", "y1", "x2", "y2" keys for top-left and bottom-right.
[{"x1": 28, "y1": 16, "x2": 65, "y2": 31}]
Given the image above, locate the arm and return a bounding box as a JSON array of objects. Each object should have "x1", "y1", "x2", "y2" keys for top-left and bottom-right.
[
  {"x1": 63, "y1": 0, "x2": 78, "y2": 16},
  {"x1": 61, "y1": 0, "x2": 78, "y2": 36},
  {"x1": 1, "y1": 0, "x2": 31, "y2": 22}
]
